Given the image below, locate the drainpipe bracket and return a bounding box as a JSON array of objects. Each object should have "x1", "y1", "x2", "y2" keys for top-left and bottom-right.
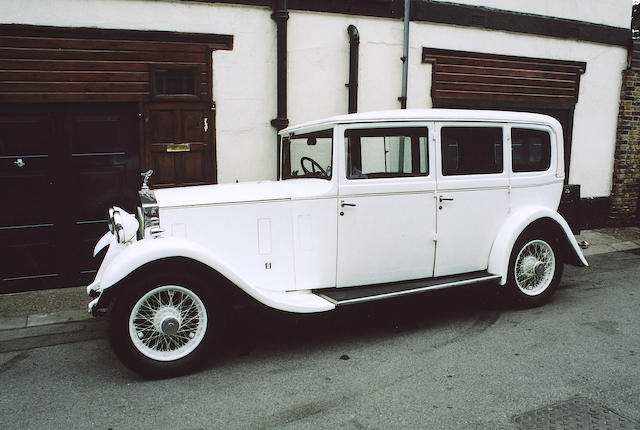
[
  {"x1": 271, "y1": 117, "x2": 289, "y2": 130},
  {"x1": 271, "y1": 10, "x2": 290, "y2": 21}
]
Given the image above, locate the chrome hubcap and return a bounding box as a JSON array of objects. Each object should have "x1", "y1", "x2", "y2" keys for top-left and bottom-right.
[
  {"x1": 521, "y1": 256, "x2": 547, "y2": 278},
  {"x1": 160, "y1": 317, "x2": 180, "y2": 336},
  {"x1": 153, "y1": 307, "x2": 182, "y2": 335}
]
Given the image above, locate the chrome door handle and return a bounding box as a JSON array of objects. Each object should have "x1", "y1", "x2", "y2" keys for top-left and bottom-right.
[
  {"x1": 14, "y1": 158, "x2": 25, "y2": 168},
  {"x1": 439, "y1": 196, "x2": 454, "y2": 202},
  {"x1": 341, "y1": 201, "x2": 356, "y2": 207}
]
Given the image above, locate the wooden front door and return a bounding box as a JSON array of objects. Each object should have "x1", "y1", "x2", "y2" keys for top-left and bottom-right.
[{"x1": 143, "y1": 102, "x2": 214, "y2": 188}]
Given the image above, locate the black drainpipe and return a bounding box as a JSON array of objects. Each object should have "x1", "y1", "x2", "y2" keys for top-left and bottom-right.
[
  {"x1": 271, "y1": 0, "x2": 289, "y2": 180},
  {"x1": 399, "y1": 0, "x2": 410, "y2": 109},
  {"x1": 346, "y1": 24, "x2": 360, "y2": 114}
]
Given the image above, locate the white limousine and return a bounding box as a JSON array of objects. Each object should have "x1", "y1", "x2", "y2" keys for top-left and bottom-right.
[{"x1": 87, "y1": 109, "x2": 588, "y2": 377}]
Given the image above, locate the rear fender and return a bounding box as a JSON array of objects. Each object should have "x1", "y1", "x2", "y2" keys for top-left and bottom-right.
[{"x1": 488, "y1": 207, "x2": 588, "y2": 285}]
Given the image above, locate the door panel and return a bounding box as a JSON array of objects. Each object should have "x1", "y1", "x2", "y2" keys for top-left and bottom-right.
[
  {"x1": 337, "y1": 124, "x2": 437, "y2": 287},
  {"x1": 144, "y1": 102, "x2": 213, "y2": 188},
  {"x1": 337, "y1": 192, "x2": 437, "y2": 287},
  {"x1": 434, "y1": 123, "x2": 509, "y2": 277},
  {"x1": 0, "y1": 104, "x2": 138, "y2": 293},
  {"x1": 0, "y1": 109, "x2": 57, "y2": 289},
  {"x1": 67, "y1": 106, "x2": 138, "y2": 284}
]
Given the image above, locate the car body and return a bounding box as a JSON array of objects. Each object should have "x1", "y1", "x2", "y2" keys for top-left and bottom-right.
[{"x1": 87, "y1": 109, "x2": 588, "y2": 376}]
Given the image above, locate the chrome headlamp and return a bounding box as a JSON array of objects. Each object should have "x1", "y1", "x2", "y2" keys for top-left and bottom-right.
[{"x1": 108, "y1": 206, "x2": 139, "y2": 244}]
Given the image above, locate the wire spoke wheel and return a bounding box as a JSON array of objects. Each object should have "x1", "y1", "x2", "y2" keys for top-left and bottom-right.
[
  {"x1": 128, "y1": 285, "x2": 208, "y2": 362},
  {"x1": 514, "y1": 239, "x2": 556, "y2": 296}
]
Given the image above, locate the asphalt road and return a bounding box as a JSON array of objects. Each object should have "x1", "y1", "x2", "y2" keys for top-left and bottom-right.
[{"x1": 1, "y1": 251, "x2": 639, "y2": 430}]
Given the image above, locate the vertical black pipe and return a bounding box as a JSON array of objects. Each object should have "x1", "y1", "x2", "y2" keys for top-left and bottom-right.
[
  {"x1": 346, "y1": 25, "x2": 360, "y2": 114},
  {"x1": 399, "y1": 0, "x2": 410, "y2": 109},
  {"x1": 271, "y1": 0, "x2": 289, "y2": 179}
]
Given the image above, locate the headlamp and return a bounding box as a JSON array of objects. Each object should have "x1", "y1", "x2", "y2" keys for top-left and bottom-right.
[{"x1": 107, "y1": 206, "x2": 139, "y2": 244}]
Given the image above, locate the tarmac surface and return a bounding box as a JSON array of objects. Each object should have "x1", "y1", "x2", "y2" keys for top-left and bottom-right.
[
  {"x1": 1, "y1": 241, "x2": 639, "y2": 429},
  {"x1": 0, "y1": 226, "x2": 639, "y2": 333}
]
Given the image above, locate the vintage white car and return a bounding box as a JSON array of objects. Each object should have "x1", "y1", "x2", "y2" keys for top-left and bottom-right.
[{"x1": 87, "y1": 109, "x2": 588, "y2": 377}]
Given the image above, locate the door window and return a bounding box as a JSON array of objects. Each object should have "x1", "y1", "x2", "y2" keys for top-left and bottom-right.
[
  {"x1": 441, "y1": 127, "x2": 503, "y2": 175},
  {"x1": 345, "y1": 127, "x2": 428, "y2": 179}
]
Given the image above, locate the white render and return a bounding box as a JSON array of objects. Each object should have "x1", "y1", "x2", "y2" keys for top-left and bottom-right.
[
  {"x1": 0, "y1": 0, "x2": 630, "y2": 198},
  {"x1": 428, "y1": 0, "x2": 632, "y2": 28}
]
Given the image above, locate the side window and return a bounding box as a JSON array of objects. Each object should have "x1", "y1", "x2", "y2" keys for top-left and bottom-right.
[
  {"x1": 282, "y1": 130, "x2": 333, "y2": 180},
  {"x1": 441, "y1": 127, "x2": 503, "y2": 175},
  {"x1": 345, "y1": 127, "x2": 428, "y2": 179},
  {"x1": 511, "y1": 128, "x2": 551, "y2": 172}
]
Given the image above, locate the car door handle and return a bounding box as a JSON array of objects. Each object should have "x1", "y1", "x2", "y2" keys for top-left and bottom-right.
[
  {"x1": 439, "y1": 196, "x2": 454, "y2": 202},
  {"x1": 341, "y1": 201, "x2": 356, "y2": 207}
]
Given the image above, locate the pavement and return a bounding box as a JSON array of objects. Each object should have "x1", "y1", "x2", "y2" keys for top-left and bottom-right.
[{"x1": 1, "y1": 226, "x2": 639, "y2": 334}]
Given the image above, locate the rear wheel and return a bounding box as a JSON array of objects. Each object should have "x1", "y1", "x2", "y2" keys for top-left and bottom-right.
[
  {"x1": 108, "y1": 270, "x2": 224, "y2": 377},
  {"x1": 506, "y1": 230, "x2": 564, "y2": 307}
]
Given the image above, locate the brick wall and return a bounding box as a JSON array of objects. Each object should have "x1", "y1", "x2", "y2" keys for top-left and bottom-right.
[{"x1": 609, "y1": 53, "x2": 640, "y2": 226}]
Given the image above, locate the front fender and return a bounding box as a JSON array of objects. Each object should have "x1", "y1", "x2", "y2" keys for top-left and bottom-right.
[
  {"x1": 96, "y1": 236, "x2": 334, "y2": 313},
  {"x1": 488, "y1": 206, "x2": 588, "y2": 285},
  {"x1": 99, "y1": 236, "x2": 238, "y2": 290}
]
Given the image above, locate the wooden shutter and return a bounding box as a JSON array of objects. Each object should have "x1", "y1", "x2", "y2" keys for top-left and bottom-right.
[{"x1": 422, "y1": 48, "x2": 586, "y2": 109}]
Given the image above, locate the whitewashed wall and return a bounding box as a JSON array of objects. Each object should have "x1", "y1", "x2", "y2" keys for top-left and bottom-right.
[
  {"x1": 429, "y1": 0, "x2": 633, "y2": 28},
  {"x1": 0, "y1": 0, "x2": 630, "y2": 197}
]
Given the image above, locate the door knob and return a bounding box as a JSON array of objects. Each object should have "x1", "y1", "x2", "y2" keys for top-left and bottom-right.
[{"x1": 14, "y1": 158, "x2": 25, "y2": 168}]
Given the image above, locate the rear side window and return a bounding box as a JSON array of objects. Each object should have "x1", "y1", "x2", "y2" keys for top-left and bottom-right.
[
  {"x1": 511, "y1": 128, "x2": 551, "y2": 172},
  {"x1": 441, "y1": 127, "x2": 503, "y2": 175}
]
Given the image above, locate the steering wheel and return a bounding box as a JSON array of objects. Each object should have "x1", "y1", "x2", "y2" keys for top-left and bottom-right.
[{"x1": 300, "y1": 156, "x2": 327, "y2": 176}]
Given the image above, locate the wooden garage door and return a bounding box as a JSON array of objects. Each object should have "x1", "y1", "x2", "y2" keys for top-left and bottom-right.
[{"x1": 0, "y1": 104, "x2": 139, "y2": 293}]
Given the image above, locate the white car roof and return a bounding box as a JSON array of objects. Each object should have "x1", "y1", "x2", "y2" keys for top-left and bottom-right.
[{"x1": 280, "y1": 108, "x2": 561, "y2": 135}]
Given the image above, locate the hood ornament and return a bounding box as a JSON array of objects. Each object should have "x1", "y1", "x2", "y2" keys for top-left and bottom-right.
[{"x1": 141, "y1": 169, "x2": 153, "y2": 193}]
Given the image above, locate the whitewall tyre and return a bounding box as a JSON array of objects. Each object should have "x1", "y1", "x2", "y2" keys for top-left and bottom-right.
[
  {"x1": 108, "y1": 271, "x2": 224, "y2": 378},
  {"x1": 506, "y1": 231, "x2": 564, "y2": 307}
]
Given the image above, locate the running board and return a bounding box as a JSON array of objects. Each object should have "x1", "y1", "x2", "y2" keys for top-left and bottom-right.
[{"x1": 315, "y1": 271, "x2": 501, "y2": 306}]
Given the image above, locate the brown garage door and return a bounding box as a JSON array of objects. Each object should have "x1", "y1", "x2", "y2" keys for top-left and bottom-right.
[{"x1": 0, "y1": 103, "x2": 139, "y2": 293}]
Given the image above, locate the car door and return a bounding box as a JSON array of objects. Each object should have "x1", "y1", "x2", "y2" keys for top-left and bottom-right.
[
  {"x1": 434, "y1": 122, "x2": 509, "y2": 277},
  {"x1": 336, "y1": 123, "x2": 437, "y2": 287}
]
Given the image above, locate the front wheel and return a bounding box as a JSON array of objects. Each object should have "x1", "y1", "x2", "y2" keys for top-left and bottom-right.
[
  {"x1": 108, "y1": 271, "x2": 224, "y2": 377},
  {"x1": 505, "y1": 231, "x2": 564, "y2": 307}
]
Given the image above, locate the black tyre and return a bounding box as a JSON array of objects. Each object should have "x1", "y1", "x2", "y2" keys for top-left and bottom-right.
[
  {"x1": 108, "y1": 269, "x2": 225, "y2": 378},
  {"x1": 505, "y1": 229, "x2": 564, "y2": 307}
]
